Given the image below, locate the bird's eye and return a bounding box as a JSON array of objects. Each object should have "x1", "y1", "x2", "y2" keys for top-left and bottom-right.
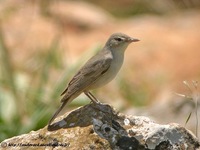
[{"x1": 114, "y1": 37, "x2": 123, "y2": 41}]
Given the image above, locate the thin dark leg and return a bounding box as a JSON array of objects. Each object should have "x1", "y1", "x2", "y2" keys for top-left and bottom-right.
[
  {"x1": 88, "y1": 91, "x2": 100, "y2": 103},
  {"x1": 84, "y1": 91, "x2": 100, "y2": 103}
]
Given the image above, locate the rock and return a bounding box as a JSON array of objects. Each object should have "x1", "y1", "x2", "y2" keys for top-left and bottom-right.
[{"x1": 1, "y1": 103, "x2": 200, "y2": 150}]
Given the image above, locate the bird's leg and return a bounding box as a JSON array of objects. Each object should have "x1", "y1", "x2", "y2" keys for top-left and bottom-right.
[
  {"x1": 85, "y1": 91, "x2": 109, "y2": 113},
  {"x1": 84, "y1": 91, "x2": 100, "y2": 104},
  {"x1": 88, "y1": 91, "x2": 100, "y2": 103}
]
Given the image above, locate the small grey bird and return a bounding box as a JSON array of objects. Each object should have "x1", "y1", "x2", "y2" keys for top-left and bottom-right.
[{"x1": 48, "y1": 32, "x2": 139, "y2": 125}]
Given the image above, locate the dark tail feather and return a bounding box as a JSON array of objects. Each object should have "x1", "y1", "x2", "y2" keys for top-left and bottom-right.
[{"x1": 48, "y1": 100, "x2": 68, "y2": 126}]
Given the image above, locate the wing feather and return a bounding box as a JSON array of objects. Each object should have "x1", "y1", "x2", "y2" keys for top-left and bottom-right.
[{"x1": 60, "y1": 50, "x2": 112, "y2": 102}]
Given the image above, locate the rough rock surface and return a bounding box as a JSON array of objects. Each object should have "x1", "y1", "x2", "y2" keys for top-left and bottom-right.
[{"x1": 1, "y1": 103, "x2": 200, "y2": 150}]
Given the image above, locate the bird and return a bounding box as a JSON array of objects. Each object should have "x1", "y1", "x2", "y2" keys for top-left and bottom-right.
[{"x1": 48, "y1": 32, "x2": 139, "y2": 126}]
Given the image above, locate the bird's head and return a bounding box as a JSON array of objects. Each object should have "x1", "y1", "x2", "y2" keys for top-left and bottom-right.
[{"x1": 105, "y1": 32, "x2": 139, "y2": 50}]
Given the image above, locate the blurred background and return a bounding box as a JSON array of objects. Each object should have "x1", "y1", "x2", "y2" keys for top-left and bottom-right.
[{"x1": 0, "y1": 0, "x2": 200, "y2": 141}]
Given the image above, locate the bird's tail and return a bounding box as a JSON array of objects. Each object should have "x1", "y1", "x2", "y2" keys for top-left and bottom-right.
[{"x1": 48, "y1": 100, "x2": 68, "y2": 126}]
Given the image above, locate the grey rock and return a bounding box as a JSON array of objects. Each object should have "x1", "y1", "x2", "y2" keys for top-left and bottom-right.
[{"x1": 1, "y1": 103, "x2": 199, "y2": 150}]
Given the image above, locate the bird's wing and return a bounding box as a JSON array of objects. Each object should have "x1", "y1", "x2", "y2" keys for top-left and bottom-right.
[
  {"x1": 60, "y1": 50, "x2": 112, "y2": 102},
  {"x1": 48, "y1": 50, "x2": 112, "y2": 126}
]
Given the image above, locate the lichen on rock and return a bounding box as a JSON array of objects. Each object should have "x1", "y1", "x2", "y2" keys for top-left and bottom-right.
[{"x1": 1, "y1": 103, "x2": 200, "y2": 150}]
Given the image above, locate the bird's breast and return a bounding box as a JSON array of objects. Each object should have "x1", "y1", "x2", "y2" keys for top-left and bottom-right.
[{"x1": 88, "y1": 50, "x2": 124, "y2": 89}]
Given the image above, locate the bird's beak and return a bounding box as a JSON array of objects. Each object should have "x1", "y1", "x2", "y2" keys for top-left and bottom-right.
[{"x1": 127, "y1": 38, "x2": 140, "y2": 42}]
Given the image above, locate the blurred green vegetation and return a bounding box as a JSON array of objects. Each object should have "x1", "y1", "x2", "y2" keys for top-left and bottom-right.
[
  {"x1": 118, "y1": 78, "x2": 149, "y2": 106},
  {"x1": 0, "y1": 31, "x2": 63, "y2": 141},
  {"x1": 0, "y1": 24, "x2": 102, "y2": 141}
]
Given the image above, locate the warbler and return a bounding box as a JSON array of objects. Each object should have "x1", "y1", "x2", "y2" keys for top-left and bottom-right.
[{"x1": 48, "y1": 33, "x2": 139, "y2": 126}]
